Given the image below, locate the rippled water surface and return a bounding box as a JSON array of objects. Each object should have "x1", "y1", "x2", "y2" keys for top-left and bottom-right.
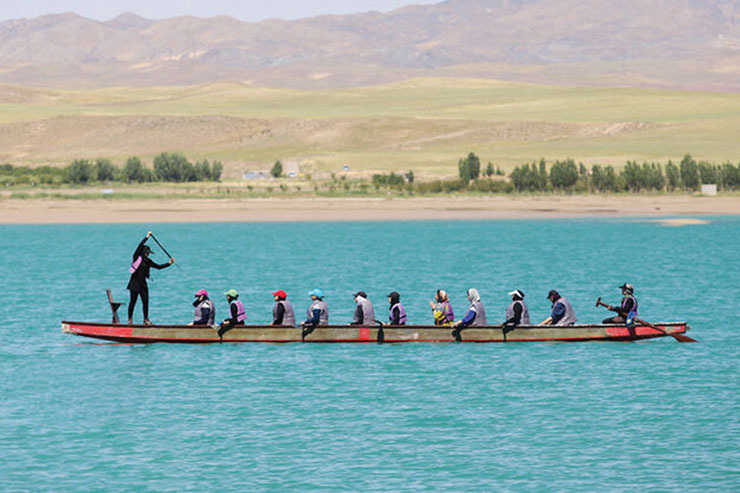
[{"x1": 1, "y1": 218, "x2": 739, "y2": 491}]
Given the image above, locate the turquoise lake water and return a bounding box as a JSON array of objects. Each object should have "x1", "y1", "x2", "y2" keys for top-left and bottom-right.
[{"x1": 1, "y1": 218, "x2": 739, "y2": 491}]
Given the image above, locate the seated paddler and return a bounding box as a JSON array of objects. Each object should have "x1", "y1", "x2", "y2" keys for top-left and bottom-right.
[
  {"x1": 271, "y1": 289, "x2": 296, "y2": 327},
  {"x1": 503, "y1": 289, "x2": 530, "y2": 329},
  {"x1": 350, "y1": 291, "x2": 376, "y2": 325},
  {"x1": 191, "y1": 289, "x2": 215, "y2": 326},
  {"x1": 540, "y1": 290, "x2": 577, "y2": 326},
  {"x1": 386, "y1": 291, "x2": 408, "y2": 325},
  {"x1": 429, "y1": 289, "x2": 454, "y2": 325},
  {"x1": 452, "y1": 288, "x2": 487, "y2": 329},
  {"x1": 302, "y1": 288, "x2": 329, "y2": 329},
  {"x1": 219, "y1": 289, "x2": 246, "y2": 337},
  {"x1": 602, "y1": 283, "x2": 638, "y2": 325}
]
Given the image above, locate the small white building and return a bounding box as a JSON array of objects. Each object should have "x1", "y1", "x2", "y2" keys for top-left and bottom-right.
[{"x1": 701, "y1": 184, "x2": 717, "y2": 196}]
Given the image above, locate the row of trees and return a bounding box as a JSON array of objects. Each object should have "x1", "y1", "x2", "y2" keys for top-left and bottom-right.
[
  {"x1": 511, "y1": 155, "x2": 740, "y2": 192},
  {"x1": 1, "y1": 153, "x2": 223, "y2": 186},
  {"x1": 6, "y1": 150, "x2": 740, "y2": 193},
  {"x1": 370, "y1": 153, "x2": 740, "y2": 195}
]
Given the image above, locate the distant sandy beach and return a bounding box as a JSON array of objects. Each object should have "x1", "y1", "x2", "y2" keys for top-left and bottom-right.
[{"x1": 0, "y1": 195, "x2": 738, "y2": 224}]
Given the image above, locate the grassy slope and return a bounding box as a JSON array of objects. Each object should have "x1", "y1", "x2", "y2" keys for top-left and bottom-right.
[{"x1": 2, "y1": 78, "x2": 740, "y2": 174}]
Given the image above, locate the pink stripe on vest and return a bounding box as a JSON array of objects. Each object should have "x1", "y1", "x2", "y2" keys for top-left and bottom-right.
[{"x1": 129, "y1": 256, "x2": 142, "y2": 274}]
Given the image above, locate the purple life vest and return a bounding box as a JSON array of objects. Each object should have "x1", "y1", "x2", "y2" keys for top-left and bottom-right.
[
  {"x1": 231, "y1": 300, "x2": 246, "y2": 323},
  {"x1": 389, "y1": 302, "x2": 408, "y2": 325},
  {"x1": 621, "y1": 295, "x2": 638, "y2": 328},
  {"x1": 442, "y1": 301, "x2": 454, "y2": 322},
  {"x1": 621, "y1": 295, "x2": 638, "y2": 316},
  {"x1": 129, "y1": 256, "x2": 142, "y2": 274}
]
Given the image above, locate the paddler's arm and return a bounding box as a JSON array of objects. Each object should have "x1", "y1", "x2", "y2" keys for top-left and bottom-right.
[
  {"x1": 222, "y1": 303, "x2": 239, "y2": 327},
  {"x1": 272, "y1": 303, "x2": 285, "y2": 325},
  {"x1": 540, "y1": 316, "x2": 553, "y2": 326},
  {"x1": 194, "y1": 304, "x2": 211, "y2": 325},
  {"x1": 303, "y1": 307, "x2": 321, "y2": 328},
  {"x1": 505, "y1": 303, "x2": 522, "y2": 326},
  {"x1": 350, "y1": 304, "x2": 363, "y2": 325},
  {"x1": 550, "y1": 303, "x2": 565, "y2": 325},
  {"x1": 151, "y1": 257, "x2": 175, "y2": 269},
  {"x1": 390, "y1": 306, "x2": 401, "y2": 325},
  {"x1": 431, "y1": 301, "x2": 442, "y2": 322},
  {"x1": 132, "y1": 231, "x2": 152, "y2": 260},
  {"x1": 454, "y1": 308, "x2": 476, "y2": 328},
  {"x1": 615, "y1": 298, "x2": 634, "y2": 317}
]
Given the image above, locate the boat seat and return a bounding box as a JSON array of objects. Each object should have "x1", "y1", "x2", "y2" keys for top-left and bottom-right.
[{"x1": 106, "y1": 289, "x2": 125, "y2": 324}]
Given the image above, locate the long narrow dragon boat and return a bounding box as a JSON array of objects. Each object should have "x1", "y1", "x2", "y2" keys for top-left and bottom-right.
[{"x1": 61, "y1": 320, "x2": 691, "y2": 344}]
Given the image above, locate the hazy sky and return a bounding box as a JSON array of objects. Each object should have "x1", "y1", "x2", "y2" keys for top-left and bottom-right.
[{"x1": 1, "y1": 0, "x2": 441, "y2": 22}]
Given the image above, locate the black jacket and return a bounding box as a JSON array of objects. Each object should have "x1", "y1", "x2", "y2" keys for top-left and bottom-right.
[{"x1": 126, "y1": 237, "x2": 170, "y2": 292}]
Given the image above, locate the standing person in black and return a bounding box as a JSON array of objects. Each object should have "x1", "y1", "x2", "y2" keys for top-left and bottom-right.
[{"x1": 127, "y1": 231, "x2": 174, "y2": 325}]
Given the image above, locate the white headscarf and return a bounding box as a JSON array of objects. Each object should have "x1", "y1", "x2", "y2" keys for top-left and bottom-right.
[{"x1": 467, "y1": 288, "x2": 480, "y2": 305}]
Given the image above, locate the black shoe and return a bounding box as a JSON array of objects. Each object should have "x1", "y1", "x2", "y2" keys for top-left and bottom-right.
[
  {"x1": 301, "y1": 325, "x2": 315, "y2": 341},
  {"x1": 451, "y1": 327, "x2": 462, "y2": 342}
]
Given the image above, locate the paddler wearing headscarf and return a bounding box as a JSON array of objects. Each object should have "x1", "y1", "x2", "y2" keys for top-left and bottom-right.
[
  {"x1": 429, "y1": 289, "x2": 455, "y2": 325},
  {"x1": 452, "y1": 288, "x2": 487, "y2": 328},
  {"x1": 126, "y1": 231, "x2": 174, "y2": 325}
]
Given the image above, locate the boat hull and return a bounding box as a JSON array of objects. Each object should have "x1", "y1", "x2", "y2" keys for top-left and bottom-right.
[{"x1": 61, "y1": 321, "x2": 691, "y2": 344}]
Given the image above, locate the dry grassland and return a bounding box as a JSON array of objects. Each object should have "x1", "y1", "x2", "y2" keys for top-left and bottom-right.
[{"x1": 2, "y1": 78, "x2": 740, "y2": 177}]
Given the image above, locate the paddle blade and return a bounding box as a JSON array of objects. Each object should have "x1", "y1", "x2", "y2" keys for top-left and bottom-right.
[{"x1": 672, "y1": 334, "x2": 698, "y2": 343}]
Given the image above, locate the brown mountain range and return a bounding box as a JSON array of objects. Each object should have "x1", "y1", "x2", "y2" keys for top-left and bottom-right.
[{"x1": 1, "y1": 0, "x2": 740, "y2": 89}]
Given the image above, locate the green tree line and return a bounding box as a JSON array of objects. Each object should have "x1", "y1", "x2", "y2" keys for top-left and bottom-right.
[
  {"x1": 510, "y1": 154, "x2": 740, "y2": 192},
  {"x1": 370, "y1": 153, "x2": 740, "y2": 195},
  {"x1": 1, "y1": 153, "x2": 223, "y2": 186}
]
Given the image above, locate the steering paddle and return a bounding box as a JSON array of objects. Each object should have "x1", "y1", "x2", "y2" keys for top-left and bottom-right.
[{"x1": 150, "y1": 233, "x2": 179, "y2": 269}]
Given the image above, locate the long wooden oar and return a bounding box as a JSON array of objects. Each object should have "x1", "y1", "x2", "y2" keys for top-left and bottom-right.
[
  {"x1": 150, "y1": 233, "x2": 179, "y2": 269},
  {"x1": 596, "y1": 297, "x2": 696, "y2": 343},
  {"x1": 634, "y1": 316, "x2": 697, "y2": 343}
]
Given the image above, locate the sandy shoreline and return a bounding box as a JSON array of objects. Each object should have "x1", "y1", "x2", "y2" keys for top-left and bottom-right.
[{"x1": 0, "y1": 195, "x2": 738, "y2": 224}]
